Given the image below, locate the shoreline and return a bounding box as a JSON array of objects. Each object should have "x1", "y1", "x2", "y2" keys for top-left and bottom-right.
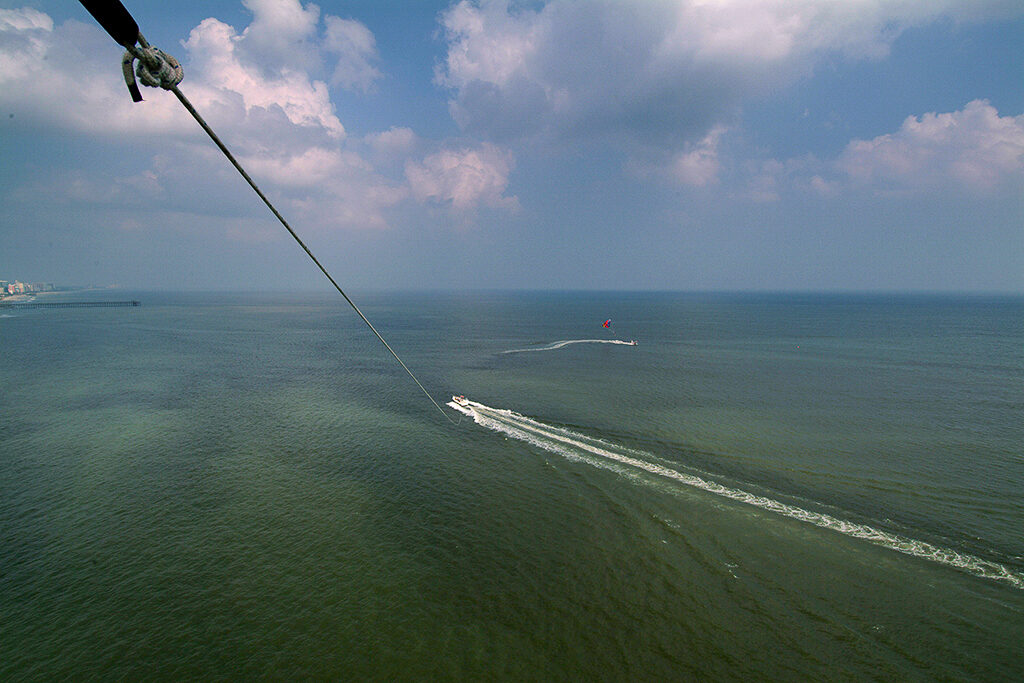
[{"x1": 0, "y1": 287, "x2": 119, "y2": 303}]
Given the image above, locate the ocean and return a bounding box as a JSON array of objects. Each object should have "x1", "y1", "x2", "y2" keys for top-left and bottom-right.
[{"x1": 2, "y1": 290, "x2": 1022, "y2": 680}]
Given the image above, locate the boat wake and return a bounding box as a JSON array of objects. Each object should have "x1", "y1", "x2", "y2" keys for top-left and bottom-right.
[
  {"x1": 448, "y1": 397, "x2": 1024, "y2": 590},
  {"x1": 503, "y1": 339, "x2": 636, "y2": 353}
]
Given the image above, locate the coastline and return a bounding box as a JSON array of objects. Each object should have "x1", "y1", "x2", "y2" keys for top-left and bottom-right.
[{"x1": 0, "y1": 287, "x2": 118, "y2": 303}]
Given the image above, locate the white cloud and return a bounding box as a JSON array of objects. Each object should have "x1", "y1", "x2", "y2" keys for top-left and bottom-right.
[
  {"x1": 324, "y1": 16, "x2": 382, "y2": 92},
  {"x1": 0, "y1": 10, "x2": 189, "y2": 136},
  {"x1": 654, "y1": 0, "x2": 1015, "y2": 65},
  {"x1": 436, "y1": 0, "x2": 539, "y2": 90},
  {"x1": 237, "y1": 0, "x2": 321, "y2": 72},
  {"x1": 0, "y1": 4, "x2": 352, "y2": 140},
  {"x1": 228, "y1": 0, "x2": 382, "y2": 93},
  {"x1": 630, "y1": 125, "x2": 727, "y2": 187},
  {"x1": 668, "y1": 126, "x2": 726, "y2": 187},
  {"x1": 0, "y1": 8, "x2": 52, "y2": 85},
  {"x1": 436, "y1": 0, "x2": 1018, "y2": 152},
  {"x1": 0, "y1": 4, "x2": 420, "y2": 232},
  {"x1": 239, "y1": 146, "x2": 362, "y2": 187},
  {"x1": 809, "y1": 175, "x2": 839, "y2": 197},
  {"x1": 0, "y1": 1, "x2": 387, "y2": 141},
  {"x1": 184, "y1": 16, "x2": 345, "y2": 139},
  {"x1": 406, "y1": 144, "x2": 517, "y2": 210},
  {"x1": 0, "y1": 6, "x2": 51, "y2": 31},
  {"x1": 742, "y1": 100, "x2": 1024, "y2": 197},
  {"x1": 367, "y1": 127, "x2": 419, "y2": 156},
  {"x1": 0, "y1": 6, "x2": 52, "y2": 81},
  {"x1": 839, "y1": 100, "x2": 1024, "y2": 192}
]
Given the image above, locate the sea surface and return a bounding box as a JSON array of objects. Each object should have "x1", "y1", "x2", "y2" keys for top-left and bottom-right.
[{"x1": 2, "y1": 290, "x2": 1022, "y2": 680}]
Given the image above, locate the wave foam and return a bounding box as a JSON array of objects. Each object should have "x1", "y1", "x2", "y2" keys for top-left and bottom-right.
[
  {"x1": 449, "y1": 398, "x2": 1024, "y2": 590},
  {"x1": 503, "y1": 339, "x2": 636, "y2": 353}
]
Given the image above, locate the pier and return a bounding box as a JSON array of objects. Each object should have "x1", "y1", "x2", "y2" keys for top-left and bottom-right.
[{"x1": 0, "y1": 300, "x2": 140, "y2": 309}]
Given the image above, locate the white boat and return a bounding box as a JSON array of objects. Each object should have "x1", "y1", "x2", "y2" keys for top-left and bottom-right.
[{"x1": 452, "y1": 395, "x2": 469, "y2": 407}]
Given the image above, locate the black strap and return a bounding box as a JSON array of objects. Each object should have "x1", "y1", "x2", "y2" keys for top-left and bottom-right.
[{"x1": 78, "y1": 0, "x2": 139, "y2": 48}]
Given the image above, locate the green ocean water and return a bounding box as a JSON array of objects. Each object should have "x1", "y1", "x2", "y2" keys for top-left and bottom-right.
[{"x1": 2, "y1": 291, "x2": 1022, "y2": 680}]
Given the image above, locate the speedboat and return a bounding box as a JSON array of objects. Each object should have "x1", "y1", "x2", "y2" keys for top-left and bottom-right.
[{"x1": 452, "y1": 395, "x2": 469, "y2": 407}]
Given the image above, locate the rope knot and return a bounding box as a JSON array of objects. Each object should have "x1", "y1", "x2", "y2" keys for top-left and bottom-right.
[
  {"x1": 121, "y1": 36, "x2": 183, "y2": 102},
  {"x1": 135, "y1": 46, "x2": 183, "y2": 89}
]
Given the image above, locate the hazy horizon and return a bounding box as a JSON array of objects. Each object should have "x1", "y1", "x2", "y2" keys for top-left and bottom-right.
[{"x1": 7, "y1": 283, "x2": 1023, "y2": 297}]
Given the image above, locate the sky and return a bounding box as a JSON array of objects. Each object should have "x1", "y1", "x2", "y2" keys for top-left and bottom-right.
[{"x1": 1, "y1": 0, "x2": 1022, "y2": 292}]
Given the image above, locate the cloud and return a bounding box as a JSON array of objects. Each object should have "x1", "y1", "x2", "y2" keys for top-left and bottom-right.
[
  {"x1": 239, "y1": 146, "x2": 365, "y2": 187},
  {"x1": 0, "y1": 9, "x2": 189, "y2": 136},
  {"x1": 230, "y1": 0, "x2": 382, "y2": 93},
  {"x1": 0, "y1": 0, "x2": 390, "y2": 142},
  {"x1": 838, "y1": 100, "x2": 1024, "y2": 192},
  {"x1": 743, "y1": 101, "x2": 1024, "y2": 198},
  {"x1": 0, "y1": 4, "x2": 355, "y2": 141},
  {"x1": 0, "y1": 6, "x2": 50, "y2": 31},
  {"x1": 2, "y1": 3, "x2": 508, "y2": 233},
  {"x1": 0, "y1": 7, "x2": 52, "y2": 75},
  {"x1": 324, "y1": 16, "x2": 382, "y2": 92},
  {"x1": 367, "y1": 127, "x2": 419, "y2": 156},
  {"x1": 654, "y1": 0, "x2": 1017, "y2": 64},
  {"x1": 436, "y1": 0, "x2": 1018, "y2": 152},
  {"x1": 183, "y1": 15, "x2": 345, "y2": 139},
  {"x1": 236, "y1": 0, "x2": 321, "y2": 72},
  {"x1": 630, "y1": 125, "x2": 726, "y2": 187},
  {"x1": 406, "y1": 143, "x2": 517, "y2": 210},
  {"x1": 667, "y1": 126, "x2": 726, "y2": 187}
]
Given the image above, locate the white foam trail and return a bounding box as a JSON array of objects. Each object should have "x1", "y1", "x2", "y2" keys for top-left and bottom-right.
[
  {"x1": 504, "y1": 339, "x2": 636, "y2": 353},
  {"x1": 449, "y1": 398, "x2": 1024, "y2": 590}
]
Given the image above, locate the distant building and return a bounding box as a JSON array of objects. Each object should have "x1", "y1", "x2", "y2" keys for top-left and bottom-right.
[{"x1": 0, "y1": 280, "x2": 57, "y2": 297}]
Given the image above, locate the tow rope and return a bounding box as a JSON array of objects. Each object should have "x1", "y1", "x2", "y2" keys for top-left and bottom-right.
[{"x1": 78, "y1": 0, "x2": 457, "y2": 424}]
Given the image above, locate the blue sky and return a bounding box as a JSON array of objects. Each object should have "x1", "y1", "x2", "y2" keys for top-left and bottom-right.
[{"x1": 1, "y1": 0, "x2": 1022, "y2": 291}]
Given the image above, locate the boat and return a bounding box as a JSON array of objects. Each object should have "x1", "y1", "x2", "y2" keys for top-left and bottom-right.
[
  {"x1": 629, "y1": 340, "x2": 637, "y2": 346},
  {"x1": 452, "y1": 395, "x2": 469, "y2": 407}
]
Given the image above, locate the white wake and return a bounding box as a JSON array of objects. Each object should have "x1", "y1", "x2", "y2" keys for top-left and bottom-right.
[
  {"x1": 448, "y1": 397, "x2": 1024, "y2": 590},
  {"x1": 503, "y1": 339, "x2": 636, "y2": 353}
]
